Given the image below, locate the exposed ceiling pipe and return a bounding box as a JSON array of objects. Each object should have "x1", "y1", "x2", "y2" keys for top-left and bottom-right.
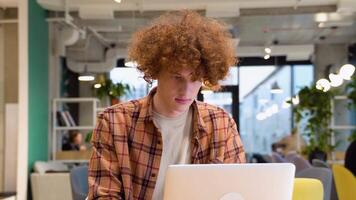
[
  {"x1": 87, "y1": 26, "x2": 111, "y2": 48},
  {"x1": 47, "y1": 17, "x2": 111, "y2": 48},
  {"x1": 66, "y1": 48, "x2": 127, "y2": 73},
  {"x1": 236, "y1": 44, "x2": 314, "y2": 61},
  {"x1": 37, "y1": 0, "x2": 338, "y2": 13}
]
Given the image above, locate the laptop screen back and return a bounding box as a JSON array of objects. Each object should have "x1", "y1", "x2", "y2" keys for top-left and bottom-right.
[{"x1": 163, "y1": 163, "x2": 295, "y2": 200}]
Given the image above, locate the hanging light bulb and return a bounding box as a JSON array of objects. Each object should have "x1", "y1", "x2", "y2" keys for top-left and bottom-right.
[
  {"x1": 270, "y1": 81, "x2": 283, "y2": 94},
  {"x1": 329, "y1": 73, "x2": 343, "y2": 87},
  {"x1": 339, "y1": 64, "x2": 355, "y2": 80},
  {"x1": 78, "y1": 65, "x2": 95, "y2": 81},
  {"x1": 94, "y1": 83, "x2": 102, "y2": 88},
  {"x1": 264, "y1": 47, "x2": 272, "y2": 54},
  {"x1": 316, "y1": 78, "x2": 331, "y2": 92},
  {"x1": 264, "y1": 54, "x2": 271, "y2": 60}
]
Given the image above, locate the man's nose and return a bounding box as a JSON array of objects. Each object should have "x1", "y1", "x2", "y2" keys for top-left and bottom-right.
[{"x1": 179, "y1": 80, "x2": 194, "y2": 93}]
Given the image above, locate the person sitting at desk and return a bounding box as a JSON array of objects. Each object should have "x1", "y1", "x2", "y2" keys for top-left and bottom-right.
[
  {"x1": 87, "y1": 10, "x2": 246, "y2": 200},
  {"x1": 273, "y1": 128, "x2": 306, "y2": 157},
  {"x1": 62, "y1": 131, "x2": 86, "y2": 151}
]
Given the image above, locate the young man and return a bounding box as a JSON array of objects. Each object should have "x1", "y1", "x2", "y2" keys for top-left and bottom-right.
[{"x1": 88, "y1": 10, "x2": 245, "y2": 200}]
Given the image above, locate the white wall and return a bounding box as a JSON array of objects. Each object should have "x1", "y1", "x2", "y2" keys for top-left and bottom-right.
[
  {"x1": 0, "y1": 20, "x2": 18, "y2": 194},
  {"x1": 48, "y1": 23, "x2": 62, "y2": 159},
  {"x1": 4, "y1": 104, "x2": 18, "y2": 191},
  {"x1": 0, "y1": 22, "x2": 4, "y2": 191},
  {"x1": 17, "y1": 0, "x2": 29, "y2": 199}
]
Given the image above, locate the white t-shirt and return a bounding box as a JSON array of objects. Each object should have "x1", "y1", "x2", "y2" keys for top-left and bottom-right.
[{"x1": 151, "y1": 107, "x2": 193, "y2": 200}]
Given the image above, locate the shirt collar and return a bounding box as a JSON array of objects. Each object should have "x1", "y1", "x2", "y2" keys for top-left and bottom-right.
[{"x1": 139, "y1": 87, "x2": 207, "y2": 138}]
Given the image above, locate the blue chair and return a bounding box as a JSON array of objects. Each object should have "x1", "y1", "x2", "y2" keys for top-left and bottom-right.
[
  {"x1": 70, "y1": 165, "x2": 88, "y2": 200},
  {"x1": 312, "y1": 159, "x2": 339, "y2": 200}
]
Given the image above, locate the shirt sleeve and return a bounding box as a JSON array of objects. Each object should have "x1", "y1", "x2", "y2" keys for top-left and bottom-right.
[
  {"x1": 87, "y1": 112, "x2": 123, "y2": 199},
  {"x1": 223, "y1": 118, "x2": 246, "y2": 163}
]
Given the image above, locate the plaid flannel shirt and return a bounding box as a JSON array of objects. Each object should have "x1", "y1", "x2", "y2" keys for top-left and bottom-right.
[{"x1": 88, "y1": 89, "x2": 245, "y2": 200}]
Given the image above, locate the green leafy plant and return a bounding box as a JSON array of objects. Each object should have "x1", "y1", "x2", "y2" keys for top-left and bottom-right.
[
  {"x1": 290, "y1": 86, "x2": 335, "y2": 155},
  {"x1": 346, "y1": 75, "x2": 356, "y2": 142},
  {"x1": 349, "y1": 130, "x2": 356, "y2": 142},
  {"x1": 346, "y1": 75, "x2": 356, "y2": 110},
  {"x1": 93, "y1": 79, "x2": 131, "y2": 102},
  {"x1": 85, "y1": 131, "x2": 93, "y2": 143}
]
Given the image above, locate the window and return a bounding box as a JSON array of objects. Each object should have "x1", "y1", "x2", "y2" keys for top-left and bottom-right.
[
  {"x1": 239, "y1": 64, "x2": 313, "y2": 154},
  {"x1": 110, "y1": 68, "x2": 149, "y2": 101}
]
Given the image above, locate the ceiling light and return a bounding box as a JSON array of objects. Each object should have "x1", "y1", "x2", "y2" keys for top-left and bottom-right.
[
  {"x1": 264, "y1": 54, "x2": 271, "y2": 60},
  {"x1": 264, "y1": 47, "x2": 271, "y2": 54},
  {"x1": 339, "y1": 64, "x2": 355, "y2": 80},
  {"x1": 124, "y1": 61, "x2": 138, "y2": 68},
  {"x1": 315, "y1": 13, "x2": 328, "y2": 22},
  {"x1": 270, "y1": 82, "x2": 283, "y2": 94},
  {"x1": 78, "y1": 66, "x2": 95, "y2": 81},
  {"x1": 94, "y1": 83, "x2": 102, "y2": 89},
  {"x1": 114, "y1": 0, "x2": 122, "y2": 3},
  {"x1": 78, "y1": 75, "x2": 95, "y2": 81},
  {"x1": 316, "y1": 78, "x2": 331, "y2": 92},
  {"x1": 329, "y1": 73, "x2": 343, "y2": 87}
]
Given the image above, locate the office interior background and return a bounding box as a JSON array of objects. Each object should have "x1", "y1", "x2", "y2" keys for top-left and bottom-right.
[{"x1": 0, "y1": 0, "x2": 356, "y2": 199}]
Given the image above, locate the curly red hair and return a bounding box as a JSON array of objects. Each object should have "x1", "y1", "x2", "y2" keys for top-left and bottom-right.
[{"x1": 128, "y1": 10, "x2": 237, "y2": 88}]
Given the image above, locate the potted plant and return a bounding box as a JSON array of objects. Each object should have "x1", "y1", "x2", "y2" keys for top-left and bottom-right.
[
  {"x1": 346, "y1": 75, "x2": 356, "y2": 142},
  {"x1": 290, "y1": 85, "x2": 335, "y2": 161},
  {"x1": 93, "y1": 79, "x2": 131, "y2": 106}
]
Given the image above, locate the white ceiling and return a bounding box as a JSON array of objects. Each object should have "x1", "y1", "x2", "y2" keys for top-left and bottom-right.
[
  {"x1": 38, "y1": 0, "x2": 339, "y2": 11},
  {"x1": 26, "y1": 0, "x2": 356, "y2": 61}
]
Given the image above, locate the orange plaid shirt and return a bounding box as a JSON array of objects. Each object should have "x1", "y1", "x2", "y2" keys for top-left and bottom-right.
[{"x1": 88, "y1": 89, "x2": 245, "y2": 200}]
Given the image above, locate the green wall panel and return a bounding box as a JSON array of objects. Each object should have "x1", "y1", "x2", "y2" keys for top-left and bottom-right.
[{"x1": 28, "y1": 0, "x2": 49, "y2": 171}]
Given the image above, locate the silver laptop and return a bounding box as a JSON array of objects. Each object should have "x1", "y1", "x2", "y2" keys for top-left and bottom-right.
[{"x1": 163, "y1": 163, "x2": 295, "y2": 200}]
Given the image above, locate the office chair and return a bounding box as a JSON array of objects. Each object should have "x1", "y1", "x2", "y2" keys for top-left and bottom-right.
[{"x1": 70, "y1": 165, "x2": 88, "y2": 200}]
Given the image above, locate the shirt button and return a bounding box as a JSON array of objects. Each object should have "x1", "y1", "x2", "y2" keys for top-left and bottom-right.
[
  {"x1": 151, "y1": 173, "x2": 156, "y2": 178},
  {"x1": 157, "y1": 140, "x2": 161, "y2": 145}
]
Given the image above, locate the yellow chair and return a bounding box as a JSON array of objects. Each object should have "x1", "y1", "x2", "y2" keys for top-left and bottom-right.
[
  {"x1": 332, "y1": 164, "x2": 356, "y2": 200},
  {"x1": 293, "y1": 178, "x2": 323, "y2": 200}
]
